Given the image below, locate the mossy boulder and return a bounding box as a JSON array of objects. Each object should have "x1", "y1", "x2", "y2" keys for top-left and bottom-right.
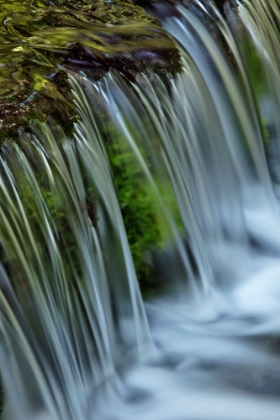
[{"x1": 0, "y1": 0, "x2": 180, "y2": 147}]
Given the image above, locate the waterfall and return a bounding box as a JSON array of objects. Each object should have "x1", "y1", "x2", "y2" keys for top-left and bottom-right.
[{"x1": 1, "y1": 1, "x2": 280, "y2": 419}]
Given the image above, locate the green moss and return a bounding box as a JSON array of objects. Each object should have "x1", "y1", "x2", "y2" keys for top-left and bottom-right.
[
  {"x1": 103, "y1": 115, "x2": 183, "y2": 289},
  {"x1": 106, "y1": 140, "x2": 161, "y2": 284},
  {"x1": 0, "y1": 0, "x2": 181, "y2": 148}
]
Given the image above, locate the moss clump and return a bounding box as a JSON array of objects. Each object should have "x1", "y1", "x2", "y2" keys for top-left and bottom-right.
[
  {"x1": 0, "y1": 0, "x2": 181, "y2": 147},
  {"x1": 107, "y1": 143, "x2": 161, "y2": 284},
  {"x1": 103, "y1": 111, "x2": 182, "y2": 290},
  {"x1": 0, "y1": 70, "x2": 77, "y2": 148}
]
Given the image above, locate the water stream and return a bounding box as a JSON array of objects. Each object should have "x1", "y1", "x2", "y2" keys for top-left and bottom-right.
[{"x1": 1, "y1": 1, "x2": 280, "y2": 419}]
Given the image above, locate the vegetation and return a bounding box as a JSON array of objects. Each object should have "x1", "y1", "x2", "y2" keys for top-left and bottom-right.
[
  {"x1": 106, "y1": 139, "x2": 162, "y2": 285},
  {"x1": 0, "y1": 0, "x2": 180, "y2": 147}
]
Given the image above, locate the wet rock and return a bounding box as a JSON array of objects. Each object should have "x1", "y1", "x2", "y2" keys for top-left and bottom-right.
[{"x1": 0, "y1": 0, "x2": 181, "y2": 145}]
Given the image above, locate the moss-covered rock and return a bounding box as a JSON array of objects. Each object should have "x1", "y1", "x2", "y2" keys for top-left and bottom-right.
[{"x1": 0, "y1": 0, "x2": 180, "y2": 146}]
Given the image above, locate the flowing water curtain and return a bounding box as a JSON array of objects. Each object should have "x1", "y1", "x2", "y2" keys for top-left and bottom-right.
[
  {"x1": 168, "y1": 4, "x2": 275, "y2": 198},
  {"x1": 84, "y1": 1, "x2": 278, "y2": 293},
  {"x1": 0, "y1": 137, "x2": 113, "y2": 419},
  {"x1": 237, "y1": 0, "x2": 280, "y2": 181},
  {"x1": 0, "y1": 112, "x2": 153, "y2": 418},
  {"x1": 159, "y1": 2, "x2": 280, "y2": 285},
  {"x1": 71, "y1": 73, "x2": 206, "y2": 295}
]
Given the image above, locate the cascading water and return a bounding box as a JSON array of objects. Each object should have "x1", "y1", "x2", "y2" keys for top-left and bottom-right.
[{"x1": 1, "y1": 1, "x2": 280, "y2": 419}]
